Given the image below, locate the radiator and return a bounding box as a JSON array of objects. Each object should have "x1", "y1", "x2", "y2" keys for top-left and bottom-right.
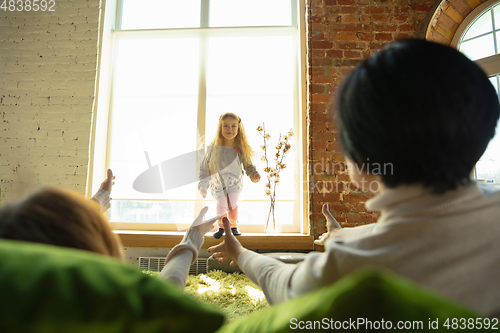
[{"x1": 139, "y1": 257, "x2": 208, "y2": 275}]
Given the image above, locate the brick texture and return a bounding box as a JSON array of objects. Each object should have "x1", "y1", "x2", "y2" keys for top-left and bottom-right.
[
  {"x1": 307, "y1": 0, "x2": 433, "y2": 248},
  {"x1": 0, "y1": 1, "x2": 100, "y2": 202}
]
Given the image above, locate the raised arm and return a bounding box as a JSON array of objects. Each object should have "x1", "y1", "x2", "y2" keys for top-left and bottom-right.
[
  {"x1": 159, "y1": 207, "x2": 220, "y2": 287},
  {"x1": 208, "y1": 206, "x2": 344, "y2": 305},
  {"x1": 91, "y1": 169, "x2": 115, "y2": 212}
]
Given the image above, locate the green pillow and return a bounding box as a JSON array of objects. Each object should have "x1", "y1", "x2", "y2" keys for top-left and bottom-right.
[
  {"x1": 218, "y1": 268, "x2": 485, "y2": 333},
  {"x1": 0, "y1": 239, "x2": 224, "y2": 333}
]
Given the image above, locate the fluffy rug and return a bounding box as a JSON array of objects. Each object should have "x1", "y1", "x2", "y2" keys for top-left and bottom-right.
[{"x1": 144, "y1": 270, "x2": 269, "y2": 321}]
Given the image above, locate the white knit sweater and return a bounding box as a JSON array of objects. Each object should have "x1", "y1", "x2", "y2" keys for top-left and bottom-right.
[{"x1": 239, "y1": 182, "x2": 500, "y2": 316}]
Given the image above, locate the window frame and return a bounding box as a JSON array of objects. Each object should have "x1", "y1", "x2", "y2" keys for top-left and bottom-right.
[
  {"x1": 87, "y1": 0, "x2": 310, "y2": 235},
  {"x1": 452, "y1": 0, "x2": 500, "y2": 186},
  {"x1": 451, "y1": 0, "x2": 500, "y2": 75}
]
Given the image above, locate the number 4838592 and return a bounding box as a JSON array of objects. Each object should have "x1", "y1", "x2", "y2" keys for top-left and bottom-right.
[
  {"x1": 443, "y1": 318, "x2": 498, "y2": 330},
  {"x1": 1, "y1": 0, "x2": 56, "y2": 11}
]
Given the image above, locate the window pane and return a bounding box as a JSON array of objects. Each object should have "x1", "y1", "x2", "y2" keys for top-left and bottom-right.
[
  {"x1": 205, "y1": 34, "x2": 297, "y2": 201},
  {"x1": 496, "y1": 33, "x2": 500, "y2": 57},
  {"x1": 113, "y1": 38, "x2": 200, "y2": 97},
  {"x1": 462, "y1": 9, "x2": 492, "y2": 41},
  {"x1": 209, "y1": 0, "x2": 293, "y2": 27},
  {"x1": 203, "y1": 200, "x2": 295, "y2": 227},
  {"x1": 476, "y1": 124, "x2": 500, "y2": 185},
  {"x1": 110, "y1": 37, "x2": 200, "y2": 200},
  {"x1": 459, "y1": 34, "x2": 495, "y2": 60},
  {"x1": 110, "y1": 201, "x2": 194, "y2": 224},
  {"x1": 489, "y1": 76, "x2": 498, "y2": 90},
  {"x1": 476, "y1": 75, "x2": 500, "y2": 187},
  {"x1": 476, "y1": 136, "x2": 500, "y2": 185},
  {"x1": 109, "y1": 99, "x2": 200, "y2": 199},
  {"x1": 493, "y1": 4, "x2": 500, "y2": 32},
  {"x1": 234, "y1": 201, "x2": 295, "y2": 226},
  {"x1": 206, "y1": 35, "x2": 295, "y2": 96},
  {"x1": 121, "y1": 0, "x2": 201, "y2": 30}
]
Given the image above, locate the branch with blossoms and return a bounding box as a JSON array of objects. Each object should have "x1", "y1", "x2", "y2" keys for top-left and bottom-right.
[{"x1": 256, "y1": 123, "x2": 293, "y2": 231}]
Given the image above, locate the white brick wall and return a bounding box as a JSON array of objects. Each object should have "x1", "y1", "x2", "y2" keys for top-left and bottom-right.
[{"x1": 0, "y1": 0, "x2": 101, "y2": 203}]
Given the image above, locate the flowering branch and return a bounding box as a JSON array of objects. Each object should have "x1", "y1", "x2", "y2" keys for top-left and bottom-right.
[{"x1": 257, "y1": 123, "x2": 293, "y2": 231}]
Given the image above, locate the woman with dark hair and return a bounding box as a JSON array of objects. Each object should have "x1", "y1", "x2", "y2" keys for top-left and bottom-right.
[{"x1": 208, "y1": 39, "x2": 500, "y2": 316}]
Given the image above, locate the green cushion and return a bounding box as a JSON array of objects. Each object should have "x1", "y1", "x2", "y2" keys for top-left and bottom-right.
[
  {"x1": 217, "y1": 268, "x2": 484, "y2": 333},
  {"x1": 0, "y1": 239, "x2": 224, "y2": 333}
]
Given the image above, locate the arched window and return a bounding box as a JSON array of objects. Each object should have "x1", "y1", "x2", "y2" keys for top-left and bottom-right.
[{"x1": 452, "y1": 0, "x2": 500, "y2": 187}]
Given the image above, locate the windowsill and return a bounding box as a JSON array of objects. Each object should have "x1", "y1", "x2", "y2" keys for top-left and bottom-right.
[{"x1": 115, "y1": 230, "x2": 315, "y2": 250}]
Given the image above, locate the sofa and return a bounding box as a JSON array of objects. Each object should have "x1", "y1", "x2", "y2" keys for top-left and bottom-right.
[{"x1": 0, "y1": 239, "x2": 486, "y2": 332}]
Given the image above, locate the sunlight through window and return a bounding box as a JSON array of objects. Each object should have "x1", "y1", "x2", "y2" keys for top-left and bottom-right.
[
  {"x1": 457, "y1": 1, "x2": 500, "y2": 187},
  {"x1": 94, "y1": 0, "x2": 304, "y2": 231}
]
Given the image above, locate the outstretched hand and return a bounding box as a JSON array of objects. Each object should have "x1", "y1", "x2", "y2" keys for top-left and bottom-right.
[
  {"x1": 99, "y1": 169, "x2": 115, "y2": 195},
  {"x1": 190, "y1": 207, "x2": 221, "y2": 236},
  {"x1": 314, "y1": 204, "x2": 342, "y2": 246},
  {"x1": 207, "y1": 217, "x2": 246, "y2": 266}
]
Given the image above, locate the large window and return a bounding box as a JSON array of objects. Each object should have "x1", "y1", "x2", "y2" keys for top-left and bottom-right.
[
  {"x1": 90, "y1": 0, "x2": 306, "y2": 232},
  {"x1": 453, "y1": 0, "x2": 500, "y2": 187}
]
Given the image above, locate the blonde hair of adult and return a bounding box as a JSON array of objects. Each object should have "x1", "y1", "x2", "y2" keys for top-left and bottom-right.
[
  {"x1": 208, "y1": 112, "x2": 256, "y2": 172},
  {"x1": 0, "y1": 187, "x2": 123, "y2": 260}
]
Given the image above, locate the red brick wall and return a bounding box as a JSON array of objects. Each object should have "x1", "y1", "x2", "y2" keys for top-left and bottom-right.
[{"x1": 306, "y1": 0, "x2": 436, "y2": 247}]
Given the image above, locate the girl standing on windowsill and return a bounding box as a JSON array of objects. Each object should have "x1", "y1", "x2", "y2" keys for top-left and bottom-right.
[{"x1": 199, "y1": 112, "x2": 261, "y2": 239}]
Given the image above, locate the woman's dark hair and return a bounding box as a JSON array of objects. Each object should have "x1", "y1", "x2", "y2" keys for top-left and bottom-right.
[{"x1": 336, "y1": 38, "x2": 500, "y2": 194}]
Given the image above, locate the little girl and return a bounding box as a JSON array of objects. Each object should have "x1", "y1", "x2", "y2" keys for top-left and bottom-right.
[{"x1": 199, "y1": 112, "x2": 261, "y2": 238}]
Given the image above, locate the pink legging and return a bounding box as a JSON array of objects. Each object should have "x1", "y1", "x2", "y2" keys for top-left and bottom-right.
[{"x1": 216, "y1": 192, "x2": 239, "y2": 228}]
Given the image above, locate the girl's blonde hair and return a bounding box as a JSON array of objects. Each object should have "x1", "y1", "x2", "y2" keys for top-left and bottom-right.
[
  {"x1": 0, "y1": 187, "x2": 124, "y2": 260},
  {"x1": 208, "y1": 112, "x2": 256, "y2": 172}
]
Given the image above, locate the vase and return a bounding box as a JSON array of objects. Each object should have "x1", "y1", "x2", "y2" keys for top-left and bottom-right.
[{"x1": 265, "y1": 201, "x2": 277, "y2": 233}]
